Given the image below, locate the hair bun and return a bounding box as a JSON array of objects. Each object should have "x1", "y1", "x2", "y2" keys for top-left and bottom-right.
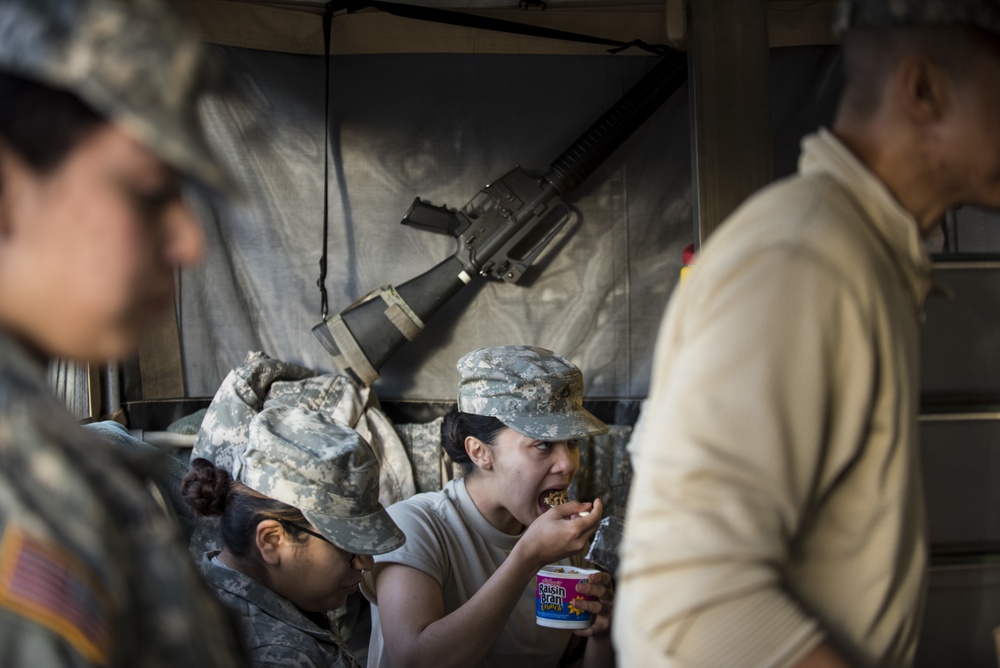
[
  {"x1": 181, "y1": 457, "x2": 232, "y2": 517},
  {"x1": 441, "y1": 410, "x2": 472, "y2": 465}
]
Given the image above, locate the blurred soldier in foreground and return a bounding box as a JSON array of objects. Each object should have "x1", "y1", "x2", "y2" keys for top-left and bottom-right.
[
  {"x1": 616, "y1": 1, "x2": 1000, "y2": 666},
  {"x1": 0, "y1": 0, "x2": 247, "y2": 665}
]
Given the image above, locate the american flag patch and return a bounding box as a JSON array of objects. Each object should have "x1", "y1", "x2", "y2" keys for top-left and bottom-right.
[{"x1": 0, "y1": 525, "x2": 113, "y2": 665}]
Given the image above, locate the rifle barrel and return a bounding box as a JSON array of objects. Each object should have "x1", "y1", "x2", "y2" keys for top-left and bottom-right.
[{"x1": 545, "y1": 53, "x2": 687, "y2": 197}]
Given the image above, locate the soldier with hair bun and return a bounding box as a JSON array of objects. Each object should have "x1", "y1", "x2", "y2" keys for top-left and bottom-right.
[
  {"x1": 183, "y1": 405, "x2": 405, "y2": 668},
  {"x1": 365, "y1": 345, "x2": 616, "y2": 668}
]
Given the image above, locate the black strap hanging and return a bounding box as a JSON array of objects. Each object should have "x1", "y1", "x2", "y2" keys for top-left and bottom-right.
[
  {"x1": 331, "y1": 0, "x2": 669, "y2": 56},
  {"x1": 317, "y1": 2, "x2": 335, "y2": 320}
]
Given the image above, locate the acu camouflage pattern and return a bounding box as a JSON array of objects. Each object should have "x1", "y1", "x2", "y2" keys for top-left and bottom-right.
[
  {"x1": 238, "y1": 406, "x2": 405, "y2": 555},
  {"x1": 835, "y1": 0, "x2": 1000, "y2": 35},
  {"x1": 567, "y1": 425, "x2": 635, "y2": 522},
  {"x1": 0, "y1": 0, "x2": 232, "y2": 192},
  {"x1": 0, "y1": 331, "x2": 248, "y2": 666},
  {"x1": 456, "y1": 345, "x2": 608, "y2": 441},
  {"x1": 200, "y1": 552, "x2": 360, "y2": 668},
  {"x1": 193, "y1": 351, "x2": 414, "y2": 509},
  {"x1": 394, "y1": 418, "x2": 455, "y2": 494},
  {"x1": 194, "y1": 352, "x2": 314, "y2": 473}
]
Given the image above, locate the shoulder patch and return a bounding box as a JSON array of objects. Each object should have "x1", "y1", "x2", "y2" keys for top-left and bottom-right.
[{"x1": 0, "y1": 525, "x2": 113, "y2": 665}]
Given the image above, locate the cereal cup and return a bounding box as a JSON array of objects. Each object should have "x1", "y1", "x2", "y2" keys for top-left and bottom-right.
[{"x1": 535, "y1": 564, "x2": 599, "y2": 629}]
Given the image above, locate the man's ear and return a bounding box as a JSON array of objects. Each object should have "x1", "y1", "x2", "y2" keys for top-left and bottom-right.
[
  {"x1": 896, "y1": 54, "x2": 949, "y2": 124},
  {"x1": 255, "y1": 519, "x2": 284, "y2": 566},
  {"x1": 465, "y1": 436, "x2": 493, "y2": 471}
]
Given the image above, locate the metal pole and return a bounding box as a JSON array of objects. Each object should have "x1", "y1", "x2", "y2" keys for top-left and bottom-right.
[
  {"x1": 687, "y1": 0, "x2": 773, "y2": 247},
  {"x1": 103, "y1": 362, "x2": 121, "y2": 418}
]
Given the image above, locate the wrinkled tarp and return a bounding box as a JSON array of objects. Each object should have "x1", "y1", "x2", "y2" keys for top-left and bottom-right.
[{"x1": 180, "y1": 46, "x2": 841, "y2": 402}]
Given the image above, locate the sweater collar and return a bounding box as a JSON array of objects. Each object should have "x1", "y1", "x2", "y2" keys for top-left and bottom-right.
[{"x1": 800, "y1": 129, "x2": 933, "y2": 308}]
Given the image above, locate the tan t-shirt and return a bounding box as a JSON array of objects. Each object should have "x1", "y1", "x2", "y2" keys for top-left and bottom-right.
[{"x1": 366, "y1": 478, "x2": 573, "y2": 668}]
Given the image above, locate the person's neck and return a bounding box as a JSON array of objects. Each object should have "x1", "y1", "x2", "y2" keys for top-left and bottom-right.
[
  {"x1": 217, "y1": 548, "x2": 265, "y2": 583},
  {"x1": 218, "y1": 548, "x2": 327, "y2": 624},
  {"x1": 831, "y1": 118, "x2": 958, "y2": 236},
  {"x1": 463, "y1": 475, "x2": 524, "y2": 535},
  {"x1": 216, "y1": 548, "x2": 241, "y2": 571}
]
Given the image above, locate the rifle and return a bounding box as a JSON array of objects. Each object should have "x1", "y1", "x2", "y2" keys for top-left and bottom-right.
[{"x1": 313, "y1": 53, "x2": 687, "y2": 386}]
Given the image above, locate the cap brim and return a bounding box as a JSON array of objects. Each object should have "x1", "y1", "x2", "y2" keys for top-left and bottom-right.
[
  {"x1": 115, "y1": 109, "x2": 239, "y2": 199},
  {"x1": 303, "y1": 506, "x2": 406, "y2": 556},
  {"x1": 501, "y1": 406, "x2": 609, "y2": 442}
]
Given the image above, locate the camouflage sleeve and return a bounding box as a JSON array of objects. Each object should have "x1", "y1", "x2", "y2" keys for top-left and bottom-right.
[
  {"x1": 0, "y1": 602, "x2": 98, "y2": 667},
  {"x1": 0, "y1": 397, "x2": 249, "y2": 668},
  {"x1": 0, "y1": 417, "x2": 121, "y2": 668},
  {"x1": 248, "y1": 643, "x2": 339, "y2": 668}
]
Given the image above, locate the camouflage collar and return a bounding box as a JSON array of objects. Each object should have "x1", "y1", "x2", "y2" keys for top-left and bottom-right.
[
  {"x1": 200, "y1": 552, "x2": 344, "y2": 643},
  {"x1": 0, "y1": 328, "x2": 53, "y2": 400}
]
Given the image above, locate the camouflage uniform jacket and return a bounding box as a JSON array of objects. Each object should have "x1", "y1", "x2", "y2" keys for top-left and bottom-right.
[
  {"x1": 0, "y1": 330, "x2": 249, "y2": 668},
  {"x1": 199, "y1": 552, "x2": 359, "y2": 668}
]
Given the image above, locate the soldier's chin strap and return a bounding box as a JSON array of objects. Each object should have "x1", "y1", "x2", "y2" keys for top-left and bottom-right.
[{"x1": 316, "y1": 2, "x2": 335, "y2": 321}]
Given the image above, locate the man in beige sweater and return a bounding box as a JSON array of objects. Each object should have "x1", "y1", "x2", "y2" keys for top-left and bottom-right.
[{"x1": 615, "y1": 1, "x2": 1000, "y2": 666}]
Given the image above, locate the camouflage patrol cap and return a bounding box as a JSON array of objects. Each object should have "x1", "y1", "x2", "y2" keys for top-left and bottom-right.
[
  {"x1": 194, "y1": 352, "x2": 360, "y2": 473},
  {"x1": 457, "y1": 345, "x2": 608, "y2": 441},
  {"x1": 835, "y1": 0, "x2": 1000, "y2": 36},
  {"x1": 0, "y1": 0, "x2": 233, "y2": 193},
  {"x1": 236, "y1": 405, "x2": 405, "y2": 555}
]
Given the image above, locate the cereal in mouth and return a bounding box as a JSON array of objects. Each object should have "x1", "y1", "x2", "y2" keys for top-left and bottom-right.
[{"x1": 544, "y1": 490, "x2": 569, "y2": 508}]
